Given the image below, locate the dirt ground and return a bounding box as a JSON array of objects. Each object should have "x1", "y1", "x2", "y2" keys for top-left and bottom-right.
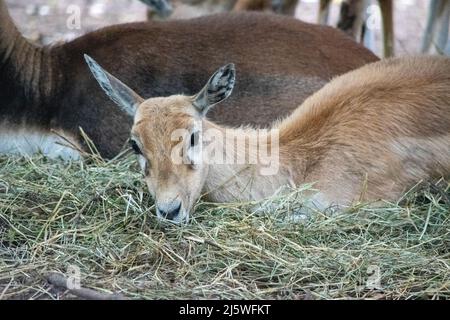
[{"x1": 5, "y1": 0, "x2": 435, "y2": 57}]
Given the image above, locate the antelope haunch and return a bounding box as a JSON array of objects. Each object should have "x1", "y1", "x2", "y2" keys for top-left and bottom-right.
[
  {"x1": 0, "y1": 0, "x2": 377, "y2": 159},
  {"x1": 86, "y1": 55, "x2": 450, "y2": 224}
]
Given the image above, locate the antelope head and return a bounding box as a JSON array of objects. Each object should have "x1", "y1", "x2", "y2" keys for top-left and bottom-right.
[{"x1": 85, "y1": 54, "x2": 235, "y2": 224}]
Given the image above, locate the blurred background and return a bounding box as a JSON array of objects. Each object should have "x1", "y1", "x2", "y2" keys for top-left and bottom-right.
[{"x1": 5, "y1": 0, "x2": 449, "y2": 57}]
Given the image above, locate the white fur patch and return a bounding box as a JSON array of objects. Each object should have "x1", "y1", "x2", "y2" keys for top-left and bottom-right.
[
  {"x1": 138, "y1": 154, "x2": 147, "y2": 172},
  {"x1": 0, "y1": 129, "x2": 81, "y2": 161}
]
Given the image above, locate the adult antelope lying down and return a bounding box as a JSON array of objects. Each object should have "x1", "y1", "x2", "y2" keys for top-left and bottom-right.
[
  {"x1": 0, "y1": 0, "x2": 377, "y2": 160},
  {"x1": 86, "y1": 55, "x2": 450, "y2": 224}
]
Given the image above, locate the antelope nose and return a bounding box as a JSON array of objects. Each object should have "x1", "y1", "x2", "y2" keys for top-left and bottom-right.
[{"x1": 157, "y1": 202, "x2": 182, "y2": 221}]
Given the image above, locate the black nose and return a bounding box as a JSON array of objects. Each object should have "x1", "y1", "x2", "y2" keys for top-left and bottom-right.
[{"x1": 157, "y1": 202, "x2": 182, "y2": 221}]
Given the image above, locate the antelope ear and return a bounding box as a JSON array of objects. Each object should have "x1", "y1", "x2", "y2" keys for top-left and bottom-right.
[
  {"x1": 193, "y1": 63, "x2": 236, "y2": 116},
  {"x1": 84, "y1": 54, "x2": 143, "y2": 117}
]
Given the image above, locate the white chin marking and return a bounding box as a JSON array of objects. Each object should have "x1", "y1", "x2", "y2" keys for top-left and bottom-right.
[{"x1": 0, "y1": 129, "x2": 81, "y2": 161}]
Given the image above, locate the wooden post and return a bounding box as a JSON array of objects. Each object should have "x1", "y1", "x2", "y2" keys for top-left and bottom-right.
[{"x1": 379, "y1": 0, "x2": 394, "y2": 57}]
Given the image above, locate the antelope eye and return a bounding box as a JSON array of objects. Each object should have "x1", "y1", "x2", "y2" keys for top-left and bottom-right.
[
  {"x1": 130, "y1": 139, "x2": 142, "y2": 155},
  {"x1": 190, "y1": 131, "x2": 199, "y2": 148}
]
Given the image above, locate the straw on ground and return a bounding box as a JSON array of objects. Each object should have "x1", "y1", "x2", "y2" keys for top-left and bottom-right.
[{"x1": 0, "y1": 154, "x2": 448, "y2": 299}]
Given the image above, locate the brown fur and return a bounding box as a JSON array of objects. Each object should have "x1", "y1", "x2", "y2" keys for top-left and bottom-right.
[
  {"x1": 0, "y1": 0, "x2": 377, "y2": 158},
  {"x1": 129, "y1": 56, "x2": 450, "y2": 221},
  {"x1": 278, "y1": 55, "x2": 450, "y2": 205},
  {"x1": 233, "y1": 0, "x2": 274, "y2": 12}
]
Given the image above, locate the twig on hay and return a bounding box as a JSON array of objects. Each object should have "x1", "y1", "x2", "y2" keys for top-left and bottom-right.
[{"x1": 47, "y1": 273, "x2": 128, "y2": 300}]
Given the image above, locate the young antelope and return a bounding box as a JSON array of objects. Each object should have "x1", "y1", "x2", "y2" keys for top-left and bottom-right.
[{"x1": 86, "y1": 55, "x2": 450, "y2": 224}]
